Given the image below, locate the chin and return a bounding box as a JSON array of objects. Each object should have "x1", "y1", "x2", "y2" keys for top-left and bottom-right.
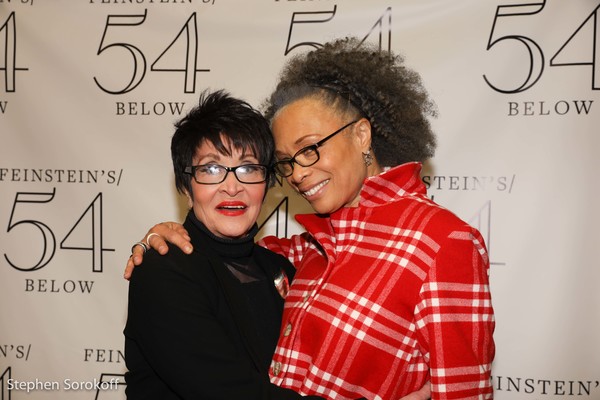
[
  {"x1": 310, "y1": 195, "x2": 353, "y2": 214},
  {"x1": 309, "y1": 201, "x2": 335, "y2": 215}
]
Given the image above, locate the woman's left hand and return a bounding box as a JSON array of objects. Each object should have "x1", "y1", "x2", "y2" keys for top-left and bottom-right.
[{"x1": 124, "y1": 221, "x2": 192, "y2": 280}]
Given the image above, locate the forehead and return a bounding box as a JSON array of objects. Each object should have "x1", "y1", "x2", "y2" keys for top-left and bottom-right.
[{"x1": 272, "y1": 98, "x2": 343, "y2": 148}]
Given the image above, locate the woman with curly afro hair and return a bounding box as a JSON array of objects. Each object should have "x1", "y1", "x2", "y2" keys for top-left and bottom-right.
[{"x1": 128, "y1": 37, "x2": 495, "y2": 400}]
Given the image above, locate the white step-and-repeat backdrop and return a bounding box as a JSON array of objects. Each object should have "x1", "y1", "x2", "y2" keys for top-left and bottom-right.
[{"x1": 1, "y1": 1, "x2": 598, "y2": 399}]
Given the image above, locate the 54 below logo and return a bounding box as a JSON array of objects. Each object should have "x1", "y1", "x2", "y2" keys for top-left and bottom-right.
[{"x1": 3, "y1": 188, "x2": 114, "y2": 294}]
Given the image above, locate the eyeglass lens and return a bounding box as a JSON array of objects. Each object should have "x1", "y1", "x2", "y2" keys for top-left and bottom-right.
[
  {"x1": 189, "y1": 164, "x2": 267, "y2": 184},
  {"x1": 274, "y1": 119, "x2": 359, "y2": 177}
]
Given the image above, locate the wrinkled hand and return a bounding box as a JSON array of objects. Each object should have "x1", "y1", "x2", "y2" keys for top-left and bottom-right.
[
  {"x1": 124, "y1": 222, "x2": 192, "y2": 280},
  {"x1": 399, "y1": 381, "x2": 430, "y2": 400}
]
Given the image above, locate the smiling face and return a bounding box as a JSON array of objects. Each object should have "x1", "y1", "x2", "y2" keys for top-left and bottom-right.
[
  {"x1": 271, "y1": 97, "x2": 381, "y2": 214},
  {"x1": 186, "y1": 138, "x2": 266, "y2": 239}
]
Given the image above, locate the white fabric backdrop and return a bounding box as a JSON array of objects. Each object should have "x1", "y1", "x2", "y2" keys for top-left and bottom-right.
[{"x1": 1, "y1": 1, "x2": 599, "y2": 398}]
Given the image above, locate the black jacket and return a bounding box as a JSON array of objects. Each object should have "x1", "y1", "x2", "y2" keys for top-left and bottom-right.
[{"x1": 124, "y1": 214, "x2": 319, "y2": 399}]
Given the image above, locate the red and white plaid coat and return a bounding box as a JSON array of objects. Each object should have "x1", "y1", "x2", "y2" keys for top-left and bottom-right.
[{"x1": 259, "y1": 162, "x2": 495, "y2": 400}]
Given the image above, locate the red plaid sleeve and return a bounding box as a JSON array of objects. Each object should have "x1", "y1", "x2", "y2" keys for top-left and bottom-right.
[{"x1": 415, "y1": 226, "x2": 495, "y2": 399}]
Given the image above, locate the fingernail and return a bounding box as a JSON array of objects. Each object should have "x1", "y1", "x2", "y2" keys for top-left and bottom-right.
[{"x1": 184, "y1": 245, "x2": 192, "y2": 253}]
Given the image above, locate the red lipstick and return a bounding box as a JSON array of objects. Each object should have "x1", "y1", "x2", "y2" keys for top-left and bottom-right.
[{"x1": 216, "y1": 201, "x2": 247, "y2": 216}]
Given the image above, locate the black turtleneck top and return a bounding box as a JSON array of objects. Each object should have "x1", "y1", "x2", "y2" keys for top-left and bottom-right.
[
  {"x1": 124, "y1": 211, "x2": 319, "y2": 400},
  {"x1": 188, "y1": 214, "x2": 281, "y2": 369}
]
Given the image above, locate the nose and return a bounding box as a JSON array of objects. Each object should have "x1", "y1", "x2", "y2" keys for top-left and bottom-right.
[
  {"x1": 220, "y1": 170, "x2": 244, "y2": 195},
  {"x1": 289, "y1": 162, "x2": 309, "y2": 185}
]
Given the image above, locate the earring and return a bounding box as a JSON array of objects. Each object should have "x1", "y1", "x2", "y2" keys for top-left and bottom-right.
[{"x1": 362, "y1": 148, "x2": 373, "y2": 167}]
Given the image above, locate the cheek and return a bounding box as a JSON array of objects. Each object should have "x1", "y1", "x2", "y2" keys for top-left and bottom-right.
[
  {"x1": 246, "y1": 189, "x2": 266, "y2": 222},
  {"x1": 242, "y1": 183, "x2": 267, "y2": 213},
  {"x1": 249, "y1": 186, "x2": 267, "y2": 206},
  {"x1": 323, "y1": 151, "x2": 364, "y2": 197},
  {"x1": 191, "y1": 186, "x2": 214, "y2": 210},
  {"x1": 319, "y1": 149, "x2": 349, "y2": 178}
]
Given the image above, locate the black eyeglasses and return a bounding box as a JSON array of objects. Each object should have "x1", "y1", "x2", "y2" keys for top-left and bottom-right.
[
  {"x1": 184, "y1": 164, "x2": 269, "y2": 185},
  {"x1": 273, "y1": 119, "x2": 359, "y2": 177}
]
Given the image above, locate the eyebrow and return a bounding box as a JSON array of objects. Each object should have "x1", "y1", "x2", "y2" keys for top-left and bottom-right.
[
  {"x1": 275, "y1": 133, "x2": 321, "y2": 158},
  {"x1": 294, "y1": 133, "x2": 321, "y2": 146}
]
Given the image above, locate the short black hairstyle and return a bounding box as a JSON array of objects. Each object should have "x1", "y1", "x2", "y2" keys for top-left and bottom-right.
[
  {"x1": 171, "y1": 89, "x2": 274, "y2": 196},
  {"x1": 262, "y1": 37, "x2": 437, "y2": 166}
]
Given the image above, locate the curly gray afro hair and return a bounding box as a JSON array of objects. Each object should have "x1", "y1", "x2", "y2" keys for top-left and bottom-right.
[{"x1": 262, "y1": 37, "x2": 437, "y2": 167}]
